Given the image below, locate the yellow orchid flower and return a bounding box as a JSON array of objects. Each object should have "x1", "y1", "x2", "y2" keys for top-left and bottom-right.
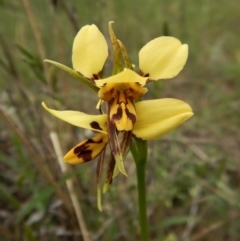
[{"x1": 43, "y1": 23, "x2": 193, "y2": 209}]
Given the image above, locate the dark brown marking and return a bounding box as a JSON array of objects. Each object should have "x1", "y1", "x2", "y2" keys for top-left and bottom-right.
[
  {"x1": 139, "y1": 70, "x2": 149, "y2": 77},
  {"x1": 74, "y1": 144, "x2": 92, "y2": 162},
  {"x1": 77, "y1": 71, "x2": 96, "y2": 84},
  {"x1": 125, "y1": 108, "x2": 136, "y2": 124},
  {"x1": 112, "y1": 106, "x2": 123, "y2": 121},
  {"x1": 105, "y1": 154, "x2": 115, "y2": 186},
  {"x1": 73, "y1": 138, "x2": 103, "y2": 162},
  {"x1": 90, "y1": 121, "x2": 102, "y2": 131},
  {"x1": 92, "y1": 73, "x2": 100, "y2": 80},
  {"x1": 128, "y1": 97, "x2": 135, "y2": 106},
  {"x1": 110, "y1": 88, "x2": 115, "y2": 95}
]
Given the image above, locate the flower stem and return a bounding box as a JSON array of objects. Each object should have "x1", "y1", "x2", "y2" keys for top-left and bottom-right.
[
  {"x1": 136, "y1": 161, "x2": 148, "y2": 241},
  {"x1": 131, "y1": 138, "x2": 149, "y2": 241}
]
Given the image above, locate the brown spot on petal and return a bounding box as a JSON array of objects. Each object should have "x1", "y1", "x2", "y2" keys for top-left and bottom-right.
[
  {"x1": 92, "y1": 73, "x2": 100, "y2": 80},
  {"x1": 125, "y1": 107, "x2": 136, "y2": 124},
  {"x1": 73, "y1": 138, "x2": 103, "y2": 162},
  {"x1": 112, "y1": 105, "x2": 123, "y2": 123},
  {"x1": 139, "y1": 70, "x2": 149, "y2": 78},
  {"x1": 90, "y1": 121, "x2": 103, "y2": 131}
]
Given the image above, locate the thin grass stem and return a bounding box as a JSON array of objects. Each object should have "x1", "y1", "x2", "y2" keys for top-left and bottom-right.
[
  {"x1": 0, "y1": 107, "x2": 74, "y2": 218},
  {"x1": 21, "y1": 0, "x2": 50, "y2": 85},
  {"x1": 50, "y1": 132, "x2": 93, "y2": 241}
]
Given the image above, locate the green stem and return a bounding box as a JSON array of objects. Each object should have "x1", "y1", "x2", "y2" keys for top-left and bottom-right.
[
  {"x1": 131, "y1": 138, "x2": 149, "y2": 241},
  {"x1": 136, "y1": 161, "x2": 148, "y2": 241}
]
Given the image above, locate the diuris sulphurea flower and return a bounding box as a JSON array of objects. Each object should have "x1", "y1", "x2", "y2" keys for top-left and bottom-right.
[{"x1": 43, "y1": 22, "x2": 193, "y2": 210}]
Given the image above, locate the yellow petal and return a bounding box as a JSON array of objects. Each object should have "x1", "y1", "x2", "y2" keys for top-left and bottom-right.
[
  {"x1": 72, "y1": 24, "x2": 108, "y2": 78},
  {"x1": 95, "y1": 69, "x2": 148, "y2": 87},
  {"x1": 139, "y1": 37, "x2": 188, "y2": 80},
  {"x1": 64, "y1": 134, "x2": 108, "y2": 164},
  {"x1": 133, "y1": 99, "x2": 193, "y2": 140},
  {"x1": 42, "y1": 102, "x2": 107, "y2": 134}
]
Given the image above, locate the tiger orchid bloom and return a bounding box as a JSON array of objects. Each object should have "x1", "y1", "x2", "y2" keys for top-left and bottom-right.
[{"x1": 43, "y1": 22, "x2": 193, "y2": 208}]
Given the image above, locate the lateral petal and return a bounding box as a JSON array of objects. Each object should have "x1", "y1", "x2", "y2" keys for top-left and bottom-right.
[
  {"x1": 133, "y1": 99, "x2": 193, "y2": 140},
  {"x1": 139, "y1": 37, "x2": 188, "y2": 80},
  {"x1": 42, "y1": 102, "x2": 107, "y2": 134},
  {"x1": 64, "y1": 134, "x2": 108, "y2": 164},
  {"x1": 72, "y1": 24, "x2": 108, "y2": 78}
]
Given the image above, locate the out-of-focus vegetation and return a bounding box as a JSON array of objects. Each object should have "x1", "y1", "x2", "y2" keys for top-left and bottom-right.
[{"x1": 0, "y1": 0, "x2": 240, "y2": 240}]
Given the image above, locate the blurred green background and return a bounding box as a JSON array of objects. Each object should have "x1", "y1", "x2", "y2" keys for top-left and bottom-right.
[{"x1": 1, "y1": 0, "x2": 240, "y2": 240}]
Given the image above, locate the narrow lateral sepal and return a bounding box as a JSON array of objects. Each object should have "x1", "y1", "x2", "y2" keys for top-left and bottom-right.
[
  {"x1": 107, "y1": 119, "x2": 127, "y2": 176},
  {"x1": 96, "y1": 149, "x2": 106, "y2": 211}
]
